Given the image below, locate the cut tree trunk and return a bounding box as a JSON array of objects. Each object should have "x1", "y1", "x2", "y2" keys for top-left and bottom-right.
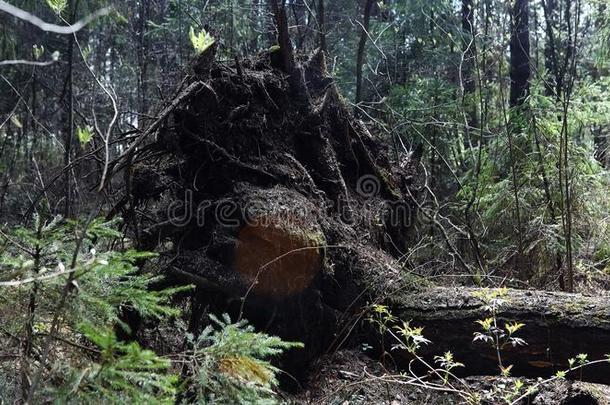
[{"x1": 390, "y1": 287, "x2": 610, "y2": 384}]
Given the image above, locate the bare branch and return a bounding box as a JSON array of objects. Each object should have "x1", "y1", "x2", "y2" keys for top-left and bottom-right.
[
  {"x1": 0, "y1": 1, "x2": 110, "y2": 34},
  {"x1": 0, "y1": 268, "x2": 77, "y2": 287},
  {"x1": 0, "y1": 59, "x2": 56, "y2": 67}
]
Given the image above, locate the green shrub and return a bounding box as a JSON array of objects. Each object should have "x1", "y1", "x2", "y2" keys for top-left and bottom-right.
[
  {"x1": 0, "y1": 216, "x2": 300, "y2": 403},
  {"x1": 180, "y1": 313, "x2": 303, "y2": 404}
]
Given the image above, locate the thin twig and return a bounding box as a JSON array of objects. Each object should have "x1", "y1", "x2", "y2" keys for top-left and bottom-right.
[
  {"x1": 0, "y1": 268, "x2": 78, "y2": 287},
  {"x1": 0, "y1": 59, "x2": 56, "y2": 67}
]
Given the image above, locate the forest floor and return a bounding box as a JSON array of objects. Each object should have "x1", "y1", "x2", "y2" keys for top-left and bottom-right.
[{"x1": 291, "y1": 350, "x2": 610, "y2": 404}]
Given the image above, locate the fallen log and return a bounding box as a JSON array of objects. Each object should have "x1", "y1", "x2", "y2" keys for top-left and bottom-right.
[{"x1": 390, "y1": 287, "x2": 610, "y2": 384}]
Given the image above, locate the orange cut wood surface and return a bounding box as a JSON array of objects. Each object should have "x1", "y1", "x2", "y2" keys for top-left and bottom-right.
[{"x1": 235, "y1": 217, "x2": 321, "y2": 297}]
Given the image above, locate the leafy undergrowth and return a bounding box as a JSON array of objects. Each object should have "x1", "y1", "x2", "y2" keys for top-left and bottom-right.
[{"x1": 0, "y1": 216, "x2": 300, "y2": 404}]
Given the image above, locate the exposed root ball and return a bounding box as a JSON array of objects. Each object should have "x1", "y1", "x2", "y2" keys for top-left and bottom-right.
[{"x1": 125, "y1": 48, "x2": 421, "y2": 376}]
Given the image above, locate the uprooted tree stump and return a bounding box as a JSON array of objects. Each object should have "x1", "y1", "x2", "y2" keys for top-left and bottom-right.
[{"x1": 119, "y1": 44, "x2": 421, "y2": 378}]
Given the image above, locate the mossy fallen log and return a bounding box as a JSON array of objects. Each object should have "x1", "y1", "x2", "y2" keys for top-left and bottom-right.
[{"x1": 390, "y1": 287, "x2": 610, "y2": 384}]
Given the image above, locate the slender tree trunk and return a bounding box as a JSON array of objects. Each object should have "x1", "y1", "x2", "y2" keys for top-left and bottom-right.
[
  {"x1": 558, "y1": 0, "x2": 574, "y2": 98},
  {"x1": 542, "y1": 0, "x2": 561, "y2": 98},
  {"x1": 63, "y1": 0, "x2": 79, "y2": 218},
  {"x1": 29, "y1": 56, "x2": 38, "y2": 163},
  {"x1": 460, "y1": 0, "x2": 479, "y2": 153},
  {"x1": 0, "y1": 125, "x2": 17, "y2": 214},
  {"x1": 354, "y1": 0, "x2": 374, "y2": 110},
  {"x1": 507, "y1": 0, "x2": 531, "y2": 280},
  {"x1": 318, "y1": 0, "x2": 326, "y2": 52},
  {"x1": 559, "y1": 0, "x2": 579, "y2": 293},
  {"x1": 593, "y1": 3, "x2": 608, "y2": 168},
  {"x1": 268, "y1": 0, "x2": 309, "y2": 101},
  {"x1": 20, "y1": 224, "x2": 42, "y2": 399},
  {"x1": 461, "y1": 0, "x2": 475, "y2": 96},
  {"x1": 510, "y1": 0, "x2": 530, "y2": 108},
  {"x1": 290, "y1": 0, "x2": 305, "y2": 49},
  {"x1": 460, "y1": 0, "x2": 478, "y2": 153},
  {"x1": 228, "y1": 0, "x2": 235, "y2": 52},
  {"x1": 137, "y1": 0, "x2": 150, "y2": 116}
]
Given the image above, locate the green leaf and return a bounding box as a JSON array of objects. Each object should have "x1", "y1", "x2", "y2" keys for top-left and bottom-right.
[
  {"x1": 189, "y1": 27, "x2": 215, "y2": 54},
  {"x1": 500, "y1": 364, "x2": 513, "y2": 377},
  {"x1": 77, "y1": 126, "x2": 92, "y2": 146},
  {"x1": 576, "y1": 353, "x2": 588, "y2": 365},
  {"x1": 475, "y1": 317, "x2": 493, "y2": 331},
  {"x1": 46, "y1": 0, "x2": 68, "y2": 14},
  {"x1": 32, "y1": 44, "x2": 44, "y2": 60},
  {"x1": 505, "y1": 322, "x2": 525, "y2": 335},
  {"x1": 9, "y1": 115, "x2": 22, "y2": 129},
  {"x1": 514, "y1": 379, "x2": 524, "y2": 390}
]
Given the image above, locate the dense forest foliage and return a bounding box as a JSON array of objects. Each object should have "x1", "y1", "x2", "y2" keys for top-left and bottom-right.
[{"x1": 2, "y1": 0, "x2": 610, "y2": 403}]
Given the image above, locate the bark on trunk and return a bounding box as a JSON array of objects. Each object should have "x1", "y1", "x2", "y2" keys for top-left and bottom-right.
[
  {"x1": 510, "y1": 0, "x2": 530, "y2": 108},
  {"x1": 461, "y1": 0, "x2": 475, "y2": 95},
  {"x1": 318, "y1": 0, "x2": 326, "y2": 52},
  {"x1": 391, "y1": 287, "x2": 610, "y2": 384},
  {"x1": 354, "y1": 0, "x2": 374, "y2": 110}
]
